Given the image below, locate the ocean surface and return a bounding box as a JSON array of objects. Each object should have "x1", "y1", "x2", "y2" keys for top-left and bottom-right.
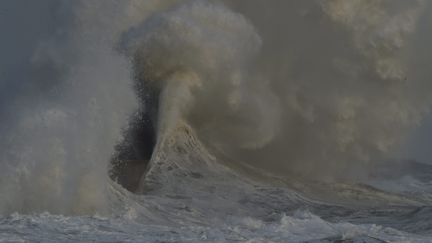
[{"x1": 1, "y1": 124, "x2": 432, "y2": 242}]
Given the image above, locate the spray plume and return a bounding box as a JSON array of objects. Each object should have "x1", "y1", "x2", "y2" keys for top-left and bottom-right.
[{"x1": 0, "y1": 0, "x2": 431, "y2": 215}]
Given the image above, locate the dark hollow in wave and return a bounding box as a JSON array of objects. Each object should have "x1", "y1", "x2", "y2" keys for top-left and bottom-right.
[{"x1": 109, "y1": 83, "x2": 160, "y2": 192}]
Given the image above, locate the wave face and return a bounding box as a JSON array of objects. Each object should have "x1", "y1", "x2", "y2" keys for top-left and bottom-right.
[{"x1": 1, "y1": 0, "x2": 432, "y2": 242}]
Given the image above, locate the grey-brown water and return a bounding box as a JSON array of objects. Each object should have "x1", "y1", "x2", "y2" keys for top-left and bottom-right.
[{"x1": 0, "y1": 1, "x2": 432, "y2": 242}]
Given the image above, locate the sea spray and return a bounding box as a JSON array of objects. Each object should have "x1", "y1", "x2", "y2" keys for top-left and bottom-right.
[
  {"x1": 0, "y1": 0, "x2": 431, "y2": 216},
  {"x1": 123, "y1": 0, "x2": 432, "y2": 180}
]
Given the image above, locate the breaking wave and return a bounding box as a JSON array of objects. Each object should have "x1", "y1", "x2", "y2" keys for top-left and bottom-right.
[
  {"x1": 0, "y1": 0, "x2": 432, "y2": 241},
  {"x1": 119, "y1": 0, "x2": 432, "y2": 182}
]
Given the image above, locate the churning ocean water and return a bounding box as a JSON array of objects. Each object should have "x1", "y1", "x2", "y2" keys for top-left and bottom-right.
[{"x1": 0, "y1": 1, "x2": 432, "y2": 242}]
